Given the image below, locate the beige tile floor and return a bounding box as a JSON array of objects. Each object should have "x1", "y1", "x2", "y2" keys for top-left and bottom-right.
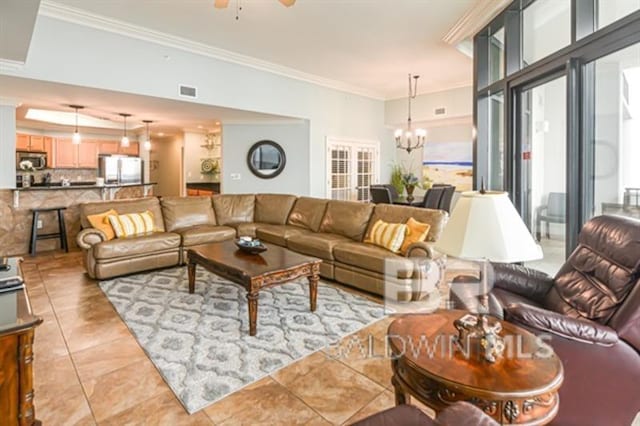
[{"x1": 22, "y1": 250, "x2": 431, "y2": 425}]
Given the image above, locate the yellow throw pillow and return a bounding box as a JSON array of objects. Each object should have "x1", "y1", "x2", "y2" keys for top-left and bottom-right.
[
  {"x1": 366, "y1": 219, "x2": 407, "y2": 253},
  {"x1": 401, "y1": 217, "x2": 432, "y2": 254},
  {"x1": 86, "y1": 209, "x2": 117, "y2": 241},
  {"x1": 108, "y1": 211, "x2": 156, "y2": 238}
]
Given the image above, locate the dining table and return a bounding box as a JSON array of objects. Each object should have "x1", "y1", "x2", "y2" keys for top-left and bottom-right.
[{"x1": 393, "y1": 196, "x2": 424, "y2": 206}]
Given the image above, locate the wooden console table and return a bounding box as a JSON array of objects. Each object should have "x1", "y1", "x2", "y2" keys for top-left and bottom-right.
[
  {"x1": 388, "y1": 310, "x2": 563, "y2": 425},
  {"x1": 0, "y1": 258, "x2": 43, "y2": 426}
]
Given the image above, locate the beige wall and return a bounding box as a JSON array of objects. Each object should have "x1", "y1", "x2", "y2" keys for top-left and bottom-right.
[{"x1": 150, "y1": 135, "x2": 183, "y2": 197}]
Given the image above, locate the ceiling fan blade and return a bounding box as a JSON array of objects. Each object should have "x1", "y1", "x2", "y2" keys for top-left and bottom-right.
[
  {"x1": 278, "y1": 0, "x2": 296, "y2": 7},
  {"x1": 214, "y1": 0, "x2": 229, "y2": 9}
]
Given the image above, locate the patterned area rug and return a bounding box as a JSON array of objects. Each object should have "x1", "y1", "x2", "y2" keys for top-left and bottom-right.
[{"x1": 99, "y1": 266, "x2": 385, "y2": 414}]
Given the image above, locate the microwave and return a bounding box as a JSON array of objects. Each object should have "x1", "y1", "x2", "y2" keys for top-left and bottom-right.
[{"x1": 16, "y1": 151, "x2": 47, "y2": 170}]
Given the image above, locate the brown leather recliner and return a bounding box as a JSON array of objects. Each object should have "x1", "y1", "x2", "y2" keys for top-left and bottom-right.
[{"x1": 486, "y1": 215, "x2": 640, "y2": 426}]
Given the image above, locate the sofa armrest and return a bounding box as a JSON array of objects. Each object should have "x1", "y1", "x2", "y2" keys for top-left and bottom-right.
[
  {"x1": 504, "y1": 303, "x2": 619, "y2": 346},
  {"x1": 404, "y1": 241, "x2": 434, "y2": 258},
  {"x1": 76, "y1": 228, "x2": 107, "y2": 249},
  {"x1": 491, "y1": 262, "x2": 553, "y2": 304}
]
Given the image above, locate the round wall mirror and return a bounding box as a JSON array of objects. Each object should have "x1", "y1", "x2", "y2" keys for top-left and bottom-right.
[{"x1": 247, "y1": 140, "x2": 286, "y2": 179}]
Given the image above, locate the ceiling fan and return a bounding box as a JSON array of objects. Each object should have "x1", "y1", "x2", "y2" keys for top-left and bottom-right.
[{"x1": 214, "y1": 0, "x2": 296, "y2": 8}]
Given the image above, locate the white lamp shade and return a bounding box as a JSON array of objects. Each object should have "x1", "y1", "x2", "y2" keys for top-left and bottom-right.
[
  {"x1": 72, "y1": 131, "x2": 81, "y2": 145},
  {"x1": 121, "y1": 136, "x2": 130, "y2": 147},
  {"x1": 434, "y1": 191, "x2": 543, "y2": 263}
]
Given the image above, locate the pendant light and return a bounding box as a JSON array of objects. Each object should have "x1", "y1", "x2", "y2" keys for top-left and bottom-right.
[
  {"x1": 395, "y1": 74, "x2": 426, "y2": 154},
  {"x1": 119, "y1": 113, "x2": 131, "y2": 147},
  {"x1": 69, "y1": 105, "x2": 84, "y2": 145},
  {"x1": 142, "y1": 120, "x2": 153, "y2": 151}
]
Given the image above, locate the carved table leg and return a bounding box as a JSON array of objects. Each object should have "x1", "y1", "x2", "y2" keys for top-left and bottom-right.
[
  {"x1": 247, "y1": 292, "x2": 259, "y2": 336},
  {"x1": 392, "y1": 375, "x2": 410, "y2": 405},
  {"x1": 308, "y1": 274, "x2": 318, "y2": 312},
  {"x1": 187, "y1": 261, "x2": 196, "y2": 294}
]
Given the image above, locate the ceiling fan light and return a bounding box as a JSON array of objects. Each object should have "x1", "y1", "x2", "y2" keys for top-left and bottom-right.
[
  {"x1": 72, "y1": 131, "x2": 81, "y2": 145},
  {"x1": 121, "y1": 136, "x2": 130, "y2": 147}
]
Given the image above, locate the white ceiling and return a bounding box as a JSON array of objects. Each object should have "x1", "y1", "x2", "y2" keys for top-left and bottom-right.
[
  {"x1": 45, "y1": 0, "x2": 477, "y2": 99},
  {"x1": 1, "y1": 76, "x2": 297, "y2": 136}
]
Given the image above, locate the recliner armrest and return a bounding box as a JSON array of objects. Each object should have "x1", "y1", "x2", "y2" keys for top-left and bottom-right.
[
  {"x1": 491, "y1": 262, "x2": 553, "y2": 304},
  {"x1": 404, "y1": 241, "x2": 434, "y2": 258},
  {"x1": 76, "y1": 228, "x2": 107, "y2": 249},
  {"x1": 504, "y1": 303, "x2": 619, "y2": 346}
]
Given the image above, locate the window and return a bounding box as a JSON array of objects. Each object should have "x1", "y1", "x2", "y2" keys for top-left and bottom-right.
[
  {"x1": 598, "y1": 0, "x2": 640, "y2": 30},
  {"x1": 522, "y1": 0, "x2": 571, "y2": 66},
  {"x1": 590, "y1": 43, "x2": 640, "y2": 220},
  {"x1": 326, "y1": 138, "x2": 379, "y2": 201},
  {"x1": 488, "y1": 92, "x2": 505, "y2": 190},
  {"x1": 489, "y1": 27, "x2": 505, "y2": 84}
]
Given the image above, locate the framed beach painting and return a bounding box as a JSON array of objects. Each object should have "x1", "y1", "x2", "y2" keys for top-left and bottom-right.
[{"x1": 423, "y1": 140, "x2": 473, "y2": 191}]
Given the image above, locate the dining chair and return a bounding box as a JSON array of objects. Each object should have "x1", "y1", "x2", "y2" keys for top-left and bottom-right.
[
  {"x1": 370, "y1": 186, "x2": 393, "y2": 204},
  {"x1": 422, "y1": 187, "x2": 446, "y2": 209}
]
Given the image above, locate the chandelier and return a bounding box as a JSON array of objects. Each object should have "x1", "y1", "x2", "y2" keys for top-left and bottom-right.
[{"x1": 395, "y1": 74, "x2": 426, "y2": 154}]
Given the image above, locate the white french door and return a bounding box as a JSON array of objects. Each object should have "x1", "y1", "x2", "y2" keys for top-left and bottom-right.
[{"x1": 326, "y1": 137, "x2": 379, "y2": 202}]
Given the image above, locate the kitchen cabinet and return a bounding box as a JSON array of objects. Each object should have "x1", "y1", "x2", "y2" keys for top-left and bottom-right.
[
  {"x1": 55, "y1": 138, "x2": 77, "y2": 168},
  {"x1": 29, "y1": 136, "x2": 45, "y2": 151},
  {"x1": 98, "y1": 141, "x2": 119, "y2": 155},
  {"x1": 44, "y1": 137, "x2": 54, "y2": 167},
  {"x1": 119, "y1": 142, "x2": 139, "y2": 156},
  {"x1": 78, "y1": 142, "x2": 98, "y2": 168},
  {"x1": 16, "y1": 134, "x2": 46, "y2": 152},
  {"x1": 16, "y1": 134, "x2": 30, "y2": 150}
]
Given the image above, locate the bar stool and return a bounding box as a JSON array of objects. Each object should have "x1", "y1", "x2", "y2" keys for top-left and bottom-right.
[{"x1": 29, "y1": 207, "x2": 69, "y2": 256}]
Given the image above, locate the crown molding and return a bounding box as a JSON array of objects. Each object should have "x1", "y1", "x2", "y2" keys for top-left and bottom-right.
[
  {"x1": 39, "y1": 1, "x2": 386, "y2": 100},
  {"x1": 443, "y1": 0, "x2": 511, "y2": 46},
  {"x1": 0, "y1": 59, "x2": 25, "y2": 73}
]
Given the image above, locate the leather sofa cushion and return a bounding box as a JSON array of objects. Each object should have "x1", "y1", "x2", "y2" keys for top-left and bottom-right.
[
  {"x1": 80, "y1": 197, "x2": 165, "y2": 232},
  {"x1": 174, "y1": 225, "x2": 236, "y2": 247},
  {"x1": 255, "y1": 224, "x2": 311, "y2": 246},
  {"x1": 160, "y1": 196, "x2": 216, "y2": 232},
  {"x1": 255, "y1": 194, "x2": 297, "y2": 225},
  {"x1": 287, "y1": 232, "x2": 350, "y2": 260},
  {"x1": 366, "y1": 204, "x2": 448, "y2": 242},
  {"x1": 93, "y1": 232, "x2": 181, "y2": 260},
  {"x1": 333, "y1": 241, "x2": 414, "y2": 278},
  {"x1": 213, "y1": 194, "x2": 255, "y2": 225},
  {"x1": 319, "y1": 200, "x2": 374, "y2": 241},
  {"x1": 287, "y1": 197, "x2": 328, "y2": 232},
  {"x1": 228, "y1": 222, "x2": 258, "y2": 238}
]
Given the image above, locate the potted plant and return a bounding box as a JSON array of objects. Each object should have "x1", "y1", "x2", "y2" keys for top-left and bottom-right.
[
  {"x1": 401, "y1": 172, "x2": 420, "y2": 203},
  {"x1": 19, "y1": 160, "x2": 35, "y2": 188},
  {"x1": 390, "y1": 164, "x2": 404, "y2": 196}
]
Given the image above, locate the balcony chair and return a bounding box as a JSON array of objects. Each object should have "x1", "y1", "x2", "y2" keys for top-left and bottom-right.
[{"x1": 535, "y1": 192, "x2": 566, "y2": 241}]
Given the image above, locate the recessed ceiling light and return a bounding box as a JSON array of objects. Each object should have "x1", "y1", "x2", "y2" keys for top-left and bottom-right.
[
  {"x1": 197, "y1": 125, "x2": 203, "y2": 129},
  {"x1": 158, "y1": 132, "x2": 165, "y2": 137},
  {"x1": 215, "y1": 121, "x2": 221, "y2": 125}
]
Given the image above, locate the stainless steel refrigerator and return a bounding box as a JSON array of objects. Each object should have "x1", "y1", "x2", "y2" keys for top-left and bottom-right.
[{"x1": 98, "y1": 155, "x2": 142, "y2": 184}]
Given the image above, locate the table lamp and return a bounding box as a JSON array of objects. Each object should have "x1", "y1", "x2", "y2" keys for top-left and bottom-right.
[{"x1": 434, "y1": 189, "x2": 543, "y2": 362}]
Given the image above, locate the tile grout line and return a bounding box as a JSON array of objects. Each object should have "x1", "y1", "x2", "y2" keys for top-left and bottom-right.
[{"x1": 33, "y1": 258, "x2": 100, "y2": 425}]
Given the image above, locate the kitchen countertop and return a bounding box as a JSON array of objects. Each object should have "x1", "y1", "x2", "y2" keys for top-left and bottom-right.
[{"x1": 14, "y1": 182, "x2": 156, "y2": 191}]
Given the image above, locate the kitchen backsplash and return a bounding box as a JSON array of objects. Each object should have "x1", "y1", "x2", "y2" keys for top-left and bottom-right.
[{"x1": 27, "y1": 168, "x2": 97, "y2": 183}]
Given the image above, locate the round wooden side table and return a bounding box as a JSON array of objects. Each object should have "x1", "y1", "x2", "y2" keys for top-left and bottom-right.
[{"x1": 388, "y1": 310, "x2": 564, "y2": 425}]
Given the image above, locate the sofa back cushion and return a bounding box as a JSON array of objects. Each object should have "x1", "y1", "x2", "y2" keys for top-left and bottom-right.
[
  {"x1": 255, "y1": 194, "x2": 297, "y2": 225},
  {"x1": 213, "y1": 194, "x2": 255, "y2": 225},
  {"x1": 366, "y1": 204, "x2": 448, "y2": 242},
  {"x1": 319, "y1": 200, "x2": 374, "y2": 241},
  {"x1": 160, "y1": 196, "x2": 216, "y2": 232},
  {"x1": 546, "y1": 215, "x2": 640, "y2": 336},
  {"x1": 80, "y1": 197, "x2": 165, "y2": 232},
  {"x1": 287, "y1": 197, "x2": 329, "y2": 232}
]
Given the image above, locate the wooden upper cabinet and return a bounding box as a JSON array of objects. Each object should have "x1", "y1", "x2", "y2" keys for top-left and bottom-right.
[
  {"x1": 55, "y1": 138, "x2": 77, "y2": 168},
  {"x1": 78, "y1": 142, "x2": 98, "y2": 168},
  {"x1": 98, "y1": 141, "x2": 119, "y2": 155},
  {"x1": 43, "y1": 137, "x2": 54, "y2": 168},
  {"x1": 119, "y1": 141, "x2": 139, "y2": 156},
  {"x1": 16, "y1": 134, "x2": 30, "y2": 150},
  {"x1": 29, "y1": 136, "x2": 45, "y2": 152}
]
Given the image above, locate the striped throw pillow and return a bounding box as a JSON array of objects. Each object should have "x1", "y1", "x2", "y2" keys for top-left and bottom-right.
[
  {"x1": 107, "y1": 211, "x2": 156, "y2": 238},
  {"x1": 366, "y1": 219, "x2": 408, "y2": 253}
]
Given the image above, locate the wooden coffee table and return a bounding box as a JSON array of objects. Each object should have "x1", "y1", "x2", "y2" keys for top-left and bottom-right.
[
  {"x1": 187, "y1": 241, "x2": 321, "y2": 336},
  {"x1": 388, "y1": 310, "x2": 564, "y2": 425}
]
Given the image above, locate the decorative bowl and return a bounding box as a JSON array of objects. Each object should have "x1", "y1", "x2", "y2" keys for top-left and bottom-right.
[{"x1": 234, "y1": 238, "x2": 267, "y2": 254}]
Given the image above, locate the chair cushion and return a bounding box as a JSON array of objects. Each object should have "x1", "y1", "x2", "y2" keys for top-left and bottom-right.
[
  {"x1": 286, "y1": 232, "x2": 350, "y2": 261},
  {"x1": 255, "y1": 224, "x2": 311, "y2": 246},
  {"x1": 86, "y1": 209, "x2": 117, "y2": 241},
  {"x1": 286, "y1": 197, "x2": 328, "y2": 232},
  {"x1": 365, "y1": 219, "x2": 407, "y2": 253},
  {"x1": 93, "y1": 232, "x2": 181, "y2": 260},
  {"x1": 160, "y1": 196, "x2": 216, "y2": 232},
  {"x1": 174, "y1": 225, "x2": 236, "y2": 247},
  {"x1": 254, "y1": 194, "x2": 297, "y2": 225},
  {"x1": 213, "y1": 194, "x2": 255, "y2": 225},
  {"x1": 319, "y1": 200, "x2": 374, "y2": 241},
  {"x1": 333, "y1": 241, "x2": 414, "y2": 278}
]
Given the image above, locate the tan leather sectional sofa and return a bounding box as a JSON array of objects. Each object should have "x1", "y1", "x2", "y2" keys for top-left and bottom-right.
[{"x1": 77, "y1": 194, "x2": 448, "y2": 298}]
